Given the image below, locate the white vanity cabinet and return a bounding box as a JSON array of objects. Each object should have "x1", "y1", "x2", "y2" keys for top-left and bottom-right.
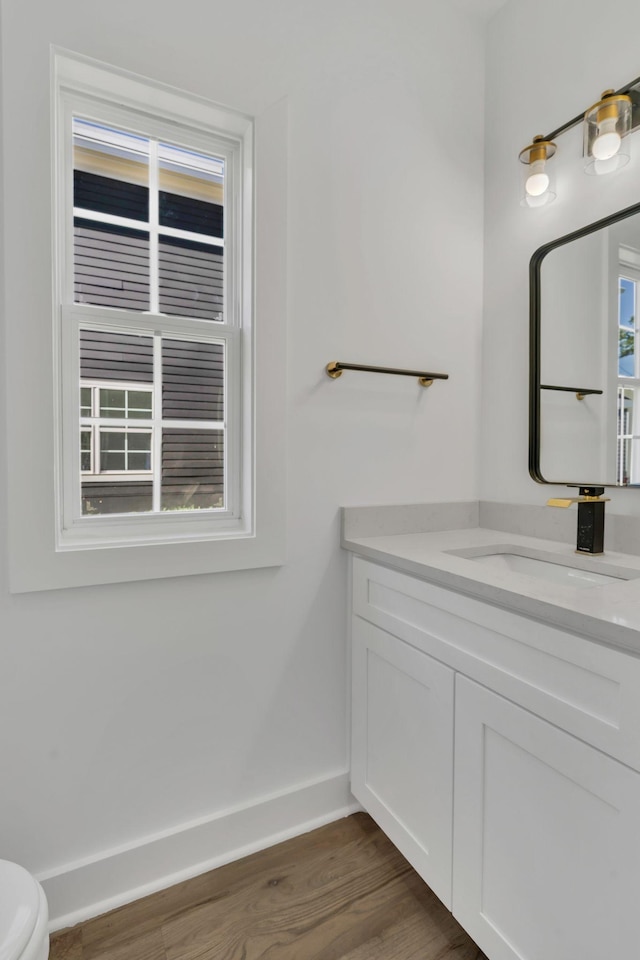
[
  {"x1": 453, "y1": 675, "x2": 640, "y2": 960},
  {"x1": 351, "y1": 617, "x2": 454, "y2": 907},
  {"x1": 349, "y1": 556, "x2": 640, "y2": 960}
]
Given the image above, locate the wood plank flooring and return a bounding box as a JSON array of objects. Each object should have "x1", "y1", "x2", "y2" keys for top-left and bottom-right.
[{"x1": 49, "y1": 813, "x2": 487, "y2": 960}]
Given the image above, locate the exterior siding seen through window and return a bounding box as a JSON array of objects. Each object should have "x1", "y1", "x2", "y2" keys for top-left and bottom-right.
[{"x1": 72, "y1": 120, "x2": 227, "y2": 518}]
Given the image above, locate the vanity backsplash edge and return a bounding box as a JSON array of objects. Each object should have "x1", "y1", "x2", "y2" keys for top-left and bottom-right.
[
  {"x1": 341, "y1": 501, "x2": 640, "y2": 558},
  {"x1": 341, "y1": 502, "x2": 479, "y2": 541}
]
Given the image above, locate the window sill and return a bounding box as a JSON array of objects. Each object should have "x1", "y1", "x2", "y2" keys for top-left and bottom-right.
[
  {"x1": 57, "y1": 512, "x2": 252, "y2": 551},
  {"x1": 9, "y1": 518, "x2": 285, "y2": 592}
]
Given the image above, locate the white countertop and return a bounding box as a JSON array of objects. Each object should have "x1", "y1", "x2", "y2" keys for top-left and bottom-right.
[{"x1": 342, "y1": 526, "x2": 640, "y2": 655}]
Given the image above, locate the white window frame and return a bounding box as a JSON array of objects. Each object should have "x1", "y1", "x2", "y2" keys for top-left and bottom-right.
[
  {"x1": 5, "y1": 48, "x2": 285, "y2": 592},
  {"x1": 54, "y1": 54, "x2": 252, "y2": 549},
  {"x1": 616, "y1": 256, "x2": 640, "y2": 485}
]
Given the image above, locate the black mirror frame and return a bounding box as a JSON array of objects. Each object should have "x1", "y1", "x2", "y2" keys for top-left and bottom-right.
[{"x1": 529, "y1": 200, "x2": 640, "y2": 487}]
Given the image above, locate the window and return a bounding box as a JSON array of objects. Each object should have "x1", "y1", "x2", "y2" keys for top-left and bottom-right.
[
  {"x1": 55, "y1": 54, "x2": 252, "y2": 549},
  {"x1": 617, "y1": 253, "x2": 640, "y2": 484},
  {"x1": 80, "y1": 382, "x2": 154, "y2": 504},
  {"x1": 6, "y1": 50, "x2": 285, "y2": 591}
]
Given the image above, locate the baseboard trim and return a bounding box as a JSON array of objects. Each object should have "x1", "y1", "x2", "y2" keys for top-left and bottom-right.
[{"x1": 41, "y1": 770, "x2": 360, "y2": 931}]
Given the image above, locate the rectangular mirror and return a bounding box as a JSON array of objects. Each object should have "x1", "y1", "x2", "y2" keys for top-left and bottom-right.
[{"x1": 530, "y1": 201, "x2": 640, "y2": 486}]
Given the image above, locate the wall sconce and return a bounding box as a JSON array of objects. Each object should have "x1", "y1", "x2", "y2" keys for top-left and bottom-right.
[
  {"x1": 519, "y1": 136, "x2": 557, "y2": 207},
  {"x1": 584, "y1": 90, "x2": 632, "y2": 175},
  {"x1": 518, "y1": 73, "x2": 640, "y2": 205}
]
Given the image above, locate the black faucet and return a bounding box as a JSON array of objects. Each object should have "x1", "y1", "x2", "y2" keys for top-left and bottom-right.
[{"x1": 547, "y1": 486, "x2": 609, "y2": 555}]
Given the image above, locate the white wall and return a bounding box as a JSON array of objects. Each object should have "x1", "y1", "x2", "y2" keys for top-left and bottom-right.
[
  {"x1": 0, "y1": 0, "x2": 485, "y2": 919},
  {"x1": 482, "y1": 0, "x2": 640, "y2": 511}
]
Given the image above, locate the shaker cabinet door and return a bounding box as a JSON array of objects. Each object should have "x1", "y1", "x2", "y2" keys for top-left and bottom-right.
[
  {"x1": 453, "y1": 675, "x2": 640, "y2": 960},
  {"x1": 351, "y1": 616, "x2": 454, "y2": 908}
]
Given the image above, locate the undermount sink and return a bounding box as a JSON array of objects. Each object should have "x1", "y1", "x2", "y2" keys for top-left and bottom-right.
[
  {"x1": 447, "y1": 545, "x2": 640, "y2": 589},
  {"x1": 469, "y1": 552, "x2": 623, "y2": 587}
]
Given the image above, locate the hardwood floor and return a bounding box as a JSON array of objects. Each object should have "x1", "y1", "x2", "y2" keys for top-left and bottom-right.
[{"x1": 49, "y1": 813, "x2": 487, "y2": 960}]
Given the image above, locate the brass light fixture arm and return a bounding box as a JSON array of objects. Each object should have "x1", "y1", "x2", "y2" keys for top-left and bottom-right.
[{"x1": 542, "y1": 75, "x2": 640, "y2": 143}]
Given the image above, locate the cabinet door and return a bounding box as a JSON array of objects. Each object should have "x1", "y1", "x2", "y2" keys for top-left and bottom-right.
[
  {"x1": 351, "y1": 616, "x2": 454, "y2": 908},
  {"x1": 453, "y1": 675, "x2": 640, "y2": 960}
]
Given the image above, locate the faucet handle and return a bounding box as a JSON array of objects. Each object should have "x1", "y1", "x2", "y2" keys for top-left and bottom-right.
[{"x1": 547, "y1": 486, "x2": 610, "y2": 508}]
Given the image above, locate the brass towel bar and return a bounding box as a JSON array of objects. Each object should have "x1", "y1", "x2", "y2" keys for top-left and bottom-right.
[
  {"x1": 326, "y1": 361, "x2": 449, "y2": 388},
  {"x1": 540, "y1": 384, "x2": 603, "y2": 401}
]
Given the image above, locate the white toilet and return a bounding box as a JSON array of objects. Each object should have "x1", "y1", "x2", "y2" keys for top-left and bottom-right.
[{"x1": 0, "y1": 860, "x2": 49, "y2": 960}]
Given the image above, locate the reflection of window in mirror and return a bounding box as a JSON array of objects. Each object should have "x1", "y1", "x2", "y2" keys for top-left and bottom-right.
[{"x1": 617, "y1": 246, "x2": 640, "y2": 484}]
